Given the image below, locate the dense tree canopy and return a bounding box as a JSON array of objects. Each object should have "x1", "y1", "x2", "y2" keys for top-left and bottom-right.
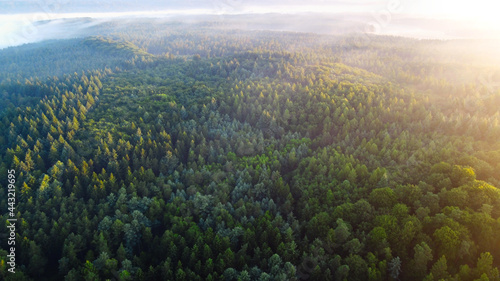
[{"x1": 1, "y1": 21, "x2": 500, "y2": 280}]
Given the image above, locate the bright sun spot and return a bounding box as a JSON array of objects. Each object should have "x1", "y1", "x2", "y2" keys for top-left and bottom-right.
[{"x1": 413, "y1": 0, "x2": 500, "y2": 31}]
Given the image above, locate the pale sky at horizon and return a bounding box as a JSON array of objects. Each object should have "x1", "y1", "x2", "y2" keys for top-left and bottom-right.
[
  {"x1": 0, "y1": 0, "x2": 497, "y2": 18},
  {"x1": 0, "y1": 0, "x2": 499, "y2": 49},
  {"x1": 1, "y1": 0, "x2": 498, "y2": 24}
]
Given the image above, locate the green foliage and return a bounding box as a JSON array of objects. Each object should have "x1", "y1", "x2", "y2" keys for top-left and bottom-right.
[
  {"x1": 1, "y1": 22, "x2": 499, "y2": 281},
  {"x1": 369, "y1": 188, "x2": 397, "y2": 209}
]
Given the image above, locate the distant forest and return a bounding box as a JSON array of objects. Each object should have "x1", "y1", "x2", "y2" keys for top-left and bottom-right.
[{"x1": 1, "y1": 21, "x2": 500, "y2": 281}]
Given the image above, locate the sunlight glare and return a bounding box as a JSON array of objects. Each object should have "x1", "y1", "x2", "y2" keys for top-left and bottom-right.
[{"x1": 413, "y1": 0, "x2": 500, "y2": 31}]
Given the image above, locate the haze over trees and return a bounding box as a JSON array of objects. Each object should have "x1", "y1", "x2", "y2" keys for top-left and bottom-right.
[{"x1": 0, "y1": 20, "x2": 500, "y2": 281}]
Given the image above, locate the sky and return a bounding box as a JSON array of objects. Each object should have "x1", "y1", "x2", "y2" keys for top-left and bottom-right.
[{"x1": 0, "y1": 0, "x2": 499, "y2": 49}]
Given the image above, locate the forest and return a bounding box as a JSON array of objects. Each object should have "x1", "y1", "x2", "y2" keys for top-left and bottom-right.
[{"x1": 1, "y1": 20, "x2": 500, "y2": 281}]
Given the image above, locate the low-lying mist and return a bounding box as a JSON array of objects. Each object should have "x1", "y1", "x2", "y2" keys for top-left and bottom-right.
[
  {"x1": 1, "y1": 10, "x2": 499, "y2": 50},
  {"x1": 0, "y1": 16, "x2": 106, "y2": 49}
]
